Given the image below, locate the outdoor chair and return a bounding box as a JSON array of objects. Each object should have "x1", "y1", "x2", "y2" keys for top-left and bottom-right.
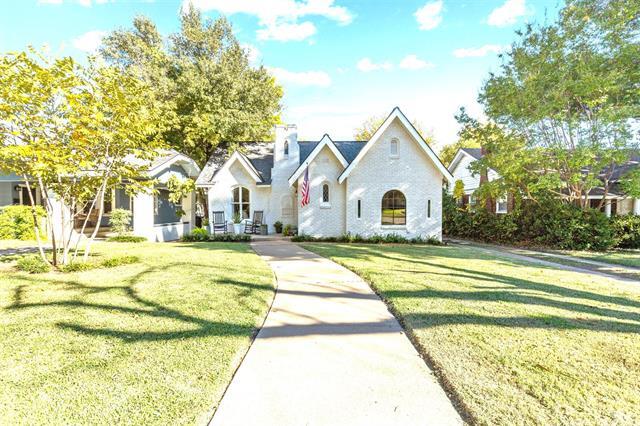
[
  {"x1": 244, "y1": 210, "x2": 264, "y2": 234},
  {"x1": 211, "y1": 211, "x2": 227, "y2": 235}
]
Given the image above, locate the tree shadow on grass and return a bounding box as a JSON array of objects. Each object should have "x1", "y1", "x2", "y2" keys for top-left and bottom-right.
[
  {"x1": 305, "y1": 244, "x2": 640, "y2": 334},
  {"x1": 5, "y1": 262, "x2": 273, "y2": 343}
]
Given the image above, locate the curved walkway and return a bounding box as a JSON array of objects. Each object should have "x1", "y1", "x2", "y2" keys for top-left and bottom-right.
[{"x1": 210, "y1": 239, "x2": 462, "y2": 426}]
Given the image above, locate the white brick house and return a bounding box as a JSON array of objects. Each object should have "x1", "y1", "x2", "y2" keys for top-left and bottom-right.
[{"x1": 196, "y1": 107, "x2": 453, "y2": 239}]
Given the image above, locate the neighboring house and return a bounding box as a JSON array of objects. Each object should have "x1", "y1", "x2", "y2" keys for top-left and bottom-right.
[
  {"x1": 448, "y1": 148, "x2": 640, "y2": 217},
  {"x1": 196, "y1": 107, "x2": 453, "y2": 239},
  {"x1": 0, "y1": 149, "x2": 200, "y2": 242}
]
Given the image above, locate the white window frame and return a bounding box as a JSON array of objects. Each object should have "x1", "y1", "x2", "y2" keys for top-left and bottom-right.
[
  {"x1": 390, "y1": 138, "x2": 399, "y2": 158},
  {"x1": 320, "y1": 182, "x2": 331, "y2": 208},
  {"x1": 283, "y1": 141, "x2": 289, "y2": 157},
  {"x1": 232, "y1": 186, "x2": 251, "y2": 219},
  {"x1": 496, "y1": 197, "x2": 508, "y2": 214}
]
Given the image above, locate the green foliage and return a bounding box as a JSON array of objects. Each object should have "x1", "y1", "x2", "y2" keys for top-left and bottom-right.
[
  {"x1": 292, "y1": 233, "x2": 443, "y2": 245},
  {"x1": 109, "y1": 209, "x2": 132, "y2": 236},
  {"x1": 181, "y1": 231, "x2": 250, "y2": 242},
  {"x1": 452, "y1": 180, "x2": 465, "y2": 200},
  {"x1": 16, "y1": 255, "x2": 50, "y2": 274},
  {"x1": 232, "y1": 212, "x2": 242, "y2": 224},
  {"x1": 100, "y1": 256, "x2": 139, "y2": 268},
  {"x1": 611, "y1": 215, "x2": 640, "y2": 249},
  {"x1": 444, "y1": 191, "x2": 617, "y2": 250},
  {"x1": 0, "y1": 49, "x2": 163, "y2": 265},
  {"x1": 273, "y1": 221, "x2": 283, "y2": 233},
  {"x1": 181, "y1": 227, "x2": 209, "y2": 242},
  {"x1": 282, "y1": 224, "x2": 294, "y2": 236},
  {"x1": 106, "y1": 235, "x2": 147, "y2": 243},
  {"x1": 475, "y1": 0, "x2": 640, "y2": 206},
  {"x1": 0, "y1": 205, "x2": 46, "y2": 240},
  {"x1": 100, "y1": 9, "x2": 283, "y2": 167},
  {"x1": 439, "y1": 138, "x2": 481, "y2": 166},
  {"x1": 166, "y1": 175, "x2": 195, "y2": 204}
]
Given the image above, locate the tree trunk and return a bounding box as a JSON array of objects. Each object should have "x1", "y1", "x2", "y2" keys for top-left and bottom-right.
[
  {"x1": 84, "y1": 181, "x2": 108, "y2": 261},
  {"x1": 22, "y1": 178, "x2": 48, "y2": 264}
]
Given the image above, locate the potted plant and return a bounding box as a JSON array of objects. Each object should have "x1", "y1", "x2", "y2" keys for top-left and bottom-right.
[
  {"x1": 232, "y1": 212, "x2": 243, "y2": 234},
  {"x1": 274, "y1": 221, "x2": 283, "y2": 234},
  {"x1": 283, "y1": 224, "x2": 292, "y2": 236}
]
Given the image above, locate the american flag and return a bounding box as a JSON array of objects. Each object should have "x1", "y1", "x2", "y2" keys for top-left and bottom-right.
[{"x1": 301, "y1": 167, "x2": 310, "y2": 207}]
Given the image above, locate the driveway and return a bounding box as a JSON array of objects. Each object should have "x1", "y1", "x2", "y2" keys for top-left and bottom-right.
[{"x1": 209, "y1": 239, "x2": 462, "y2": 426}]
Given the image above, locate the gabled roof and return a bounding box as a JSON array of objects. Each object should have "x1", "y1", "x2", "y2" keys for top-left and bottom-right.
[
  {"x1": 460, "y1": 148, "x2": 483, "y2": 160},
  {"x1": 449, "y1": 148, "x2": 482, "y2": 173},
  {"x1": 195, "y1": 143, "x2": 274, "y2": 186},
  {"x1": 288, "y1": 134, "x2": 349, "y2": 185},
  {"x1": 338, "y1": 107, "x2": 454, "y2": 184},
  {"x1": 148, "y1": 149, "x2": 200, "y2": 179}
]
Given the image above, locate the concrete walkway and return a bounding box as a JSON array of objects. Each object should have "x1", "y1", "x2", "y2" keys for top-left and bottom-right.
[{"x1": 210, "y1": 239, "x2": 462, "y2": 426}]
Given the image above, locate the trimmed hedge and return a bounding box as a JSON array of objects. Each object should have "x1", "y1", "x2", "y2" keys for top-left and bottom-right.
[
  {"x1": 0, "y1": 205, "x2": 46, "y2": 240},
  {"x1": 443, "y1": 193, "x2": 629, "y2": 251},
  {"x1": 181, "y1": 229, "x2": 251, "y2": 242},
  {"x1": 106, "y1": 235, "x2": 147, "y2": 243},
  {"x1": 611, "y1": 215, "x2": 640, "y2": 249},
  {"x1": 292, "y1": 233, "x2": 443, "y2": 245}
]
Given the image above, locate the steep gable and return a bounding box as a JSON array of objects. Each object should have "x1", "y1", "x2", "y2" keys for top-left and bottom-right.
[{"x1": 338, "y1": 107, "x2": 453, "y2": 184}]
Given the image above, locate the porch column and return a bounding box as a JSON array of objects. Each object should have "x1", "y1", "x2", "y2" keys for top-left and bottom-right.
[
  {"x1": 634, "y1": 198, "x2": 640, "y2": 216},
  {"x1": 604, "y1": 201, "x2": 612, "y2": 217}
]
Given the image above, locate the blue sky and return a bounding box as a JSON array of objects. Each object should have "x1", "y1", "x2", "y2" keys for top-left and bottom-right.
[{"x1": 1, "y1": 0, "x2": 563, "y2": 149}]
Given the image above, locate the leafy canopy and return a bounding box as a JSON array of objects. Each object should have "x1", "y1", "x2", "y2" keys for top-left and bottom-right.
[
  {"x1": 475, "y1": 0, "x2": 640, "y2": 206},
  {"x1": 100, "y1": 7, "x2": 283, "y2": 167}
]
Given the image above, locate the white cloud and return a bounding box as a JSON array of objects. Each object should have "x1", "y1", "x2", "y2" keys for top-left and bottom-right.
[
  {"x1": 184, "y1": 0, "x2": 353, "y2": 42},
  {"x1": 399, "y1": 54, "x2": 433, "y2": 70},
  {"x1": 256, "y1": 21, "x2": 316, "y2": 41},
  {"x1": 453, "y1": 44, "x2": 506, "y2": 58},
  {"x1": 487, "y1": 0, "x2": 527, "y2": 27},
  {"x1": 71, "y1": 30, "x2": 106, "y2": 52},
  {"x1": 241, "y1": 43, "x2": 261, "y2": 63},
  {"x1": 268, "y1": 67, "x2": 331, "y2": 87},
  {"x1": 414, "y1": 0, "x2": 443, "y2": 31},
  {"x1": 356, "y1": 58, "x2": 393, "y2": 72}
]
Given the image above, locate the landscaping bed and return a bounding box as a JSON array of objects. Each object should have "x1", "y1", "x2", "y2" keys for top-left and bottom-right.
[
  {"x1": 303, "y1": 243, "x2": 640, "y2": 425},
  {"x1": 0, "y1": 241, "x2": 275, "y2": 425}
]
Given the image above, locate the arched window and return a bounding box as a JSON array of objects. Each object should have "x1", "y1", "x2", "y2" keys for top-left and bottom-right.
[
  {"x1": 322, "y1": 183, "x2": 330, "y2": 203},
  {"x1": 381, "y1": 190, "x2": 406, "y2": 225},
  {"x1": 390, "y1": 139, "x2": 399, "y2": 157},
  {"x1": 232, "y1": 186, "x2": 250, "y2": 219},
  {"x1": 284, "y1": 141, "x2": 289, "y2": 157}
]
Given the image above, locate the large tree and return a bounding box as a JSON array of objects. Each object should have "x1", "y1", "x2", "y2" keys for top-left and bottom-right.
[
  {"x1": 0, "y1": 50, "x2": 162, "y2": 266},
  {"x1": 475, "y1": 0, "x2": 639, "y2": 208},
  {"x1": 100, "y1": 7, "x2": 283, "y2": 167}
]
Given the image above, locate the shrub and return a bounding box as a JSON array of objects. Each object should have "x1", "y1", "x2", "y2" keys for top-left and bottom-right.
[
  {"x1": 182, "y1": 231, "x2": 251, "y2": 242},
  {"x1": 444, "y1": 192, "x2": 617, "y2": 251},
  {"x1": 0, "y1": 205, "x2": 46, "y2": 240},
  {"x1": 283, "y1": 224, "x2": 294, "y2": 236},
  {"x1": 106, "y1": 235, "x2": 147, "y2": 243},
  {"x1": 181, "y1": 227, "x2": 209, "y2": 242},
  {"x1": 209, "y1": 233, "x2": 251, "y2": 242},
  {"x1": 291, "y1": 233, "x2": 443, "y2": 245},
  {"x1": 611, "y1": 214, "x2": 640, "y2": 249},
  {"x1": 274, "y1": 221, "x2": 283, "y2": 234},
  {"x1": 16, "y1": 255, "x2": 50, "y2": 274},
  {"x1": 109, "y1": 208, "x2": 132, "y2": 235}
]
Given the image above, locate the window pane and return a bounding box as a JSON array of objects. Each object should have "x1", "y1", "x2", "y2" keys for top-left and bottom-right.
[
  {"x1": 390, "y1": 140, "x2": 398, "y2": 155},
  {"x1": 242, "y1": 187, "x2": 249, "y2": 203},
  {"x1": 322, "y1": 184, "x2": 329, "y2": 203},
  {"x1": 233, "y1": 187, "x2": 239, "y2": 202},
  {"x1": 381, "y1": 190, "x2": 406, "y2": 225},
  {"x1": 357, "y1": 200, "x2": 361, "y2": 218},
  {"x1": 233, "y1": 203, "x2": 240, "y2": 217},
  {"x1": 242, "y1": 202, "x2": 250, "y2": 219}
]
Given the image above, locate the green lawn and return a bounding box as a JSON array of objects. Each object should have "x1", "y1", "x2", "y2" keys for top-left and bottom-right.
[
  {"x1": 303, "y1": 243, "x2": 640, "y2": 425},
  {"x1": 0, "y1": 241, "x2": 275, "y2": 425},
  {"x1": 560, "y1": 249, "x2": 640, "y2": 269}
]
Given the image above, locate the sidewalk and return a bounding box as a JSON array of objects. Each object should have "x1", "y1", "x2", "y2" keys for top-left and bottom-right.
[{"x1": 209, "y1": 239, "x2": 462, "y2": 426}]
